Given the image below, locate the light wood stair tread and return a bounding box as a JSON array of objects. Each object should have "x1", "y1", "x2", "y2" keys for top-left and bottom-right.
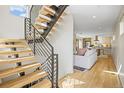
[
  {"x1": 31, "y1": 78, "x2": 51, "y2": 88},
  {"x1": 39, "y1": 10, "x2": 54, "y2": 16},
  {"x1": 43, "y1": 6, "x2": 56, "y2": 15},
  {"x1": 40, "y1": 6, "x2": 55, "y2": 16},
  {"x1": 38, "y1": 14, "x2": 51, "y2": 21},
  {"x1": 0, "y1": 62, "x2": 41, "y2": 78},
  {"x1": 34, "y1": 24, "x2": 47, "y2": 29},
  {"x1": 0, "y1": 49, "x2": 32, "y2": 55},
  {"x1": 0, "y1": 70, "x2": 48, "y2": 88},
  {"x1": 0, "y1": 44, "x2": 28, "y2": 48},
  {"x1": 35, "y1": 22, "x2": 47, "y2": 28},
  {"x1": 0, "y1": 56, "x2": 36, "y2": 65},
  {"x1": 35, "y1": 17, "x2": 49, "y2": 23},
  {"x1": 0, "y1": 39, "x2": 25, "y2": 43}
]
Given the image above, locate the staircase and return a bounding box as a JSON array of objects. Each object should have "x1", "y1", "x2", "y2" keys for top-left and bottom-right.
[
  {"x1": 0, "y1": 5, "x2": 68, "y2": 88},
  {"x1": 30, "y1": 5, "x2": 68, "y2": 38},
  {"x1": 0, "y1": 39, "x2": 51, "y2": 88}
]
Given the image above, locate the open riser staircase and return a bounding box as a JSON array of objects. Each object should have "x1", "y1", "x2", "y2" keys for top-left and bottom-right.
[
  {"x1": 0, "y1": 39, "x2": 51, "y2": 88},
  {"x1": 0, "y1": 5, "x2": 68, "y2": 88}
]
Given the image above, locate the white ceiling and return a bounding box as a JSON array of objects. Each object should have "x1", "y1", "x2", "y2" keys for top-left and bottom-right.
[{"x1": 69, "y1": 5, "x2": 122, "y2": 36}]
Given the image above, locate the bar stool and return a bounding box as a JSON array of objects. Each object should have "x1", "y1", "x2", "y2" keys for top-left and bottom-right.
[{"x1": 100, "y1": 49, "x2": 104, "y2": 55}]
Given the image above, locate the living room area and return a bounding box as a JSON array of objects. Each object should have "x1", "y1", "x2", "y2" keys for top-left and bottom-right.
[
  {"x1": 58, "y1": 5, "x2": 123, "y2": 88},
  {"x1": 73, "y1": 34, "x2": 112, "y2": 70}
]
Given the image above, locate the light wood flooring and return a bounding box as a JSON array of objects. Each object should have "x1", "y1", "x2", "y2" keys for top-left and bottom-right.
[{"x1": 59, "y1": 55, "x2": 122, "y2": 88}]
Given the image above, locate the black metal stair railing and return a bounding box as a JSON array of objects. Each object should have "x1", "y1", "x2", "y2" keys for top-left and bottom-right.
[
  {"x1": 24, "y1": 18, "x2": 58, "y2": 88},
  {"x1": 24, "y1": 5, "x2": 68, "y2": 88}
]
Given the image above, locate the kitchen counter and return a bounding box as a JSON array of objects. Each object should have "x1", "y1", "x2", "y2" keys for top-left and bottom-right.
[{"x1": 96, "y1": 47, "x2": 111, "y2": 56}]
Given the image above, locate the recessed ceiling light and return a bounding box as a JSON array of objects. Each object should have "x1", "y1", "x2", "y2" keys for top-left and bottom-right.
[{"x1": 92, "y1": 16, "x2": 96, "y2": 19}]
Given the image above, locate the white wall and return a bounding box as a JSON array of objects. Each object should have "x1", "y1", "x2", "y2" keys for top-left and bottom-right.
[
  {"x1": 0, "y1": 5, "x2": 24, "y2": 39},
  {"x1": 47, "y1": 8, "x2": 74, "y2": 79},
  {"x1": 112, "y1": 6, "x2": 124, "y2": 87}
]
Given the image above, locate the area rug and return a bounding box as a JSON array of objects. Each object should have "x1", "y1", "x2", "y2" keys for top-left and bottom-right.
[{"x1": 73, "y1": 66, "x2": 86, "y2": 71}]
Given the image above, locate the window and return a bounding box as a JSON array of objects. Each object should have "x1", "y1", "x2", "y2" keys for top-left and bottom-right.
[
  {"x1": 113, "y1": 35, "x2": 115, "y2": 40},
  {"x1": 10, "y1": 5, "x2": 27, "y2": 17},
  {"x1": 120, "y1": 16, "x2": 124, "y2": 35},
  {"x1": 79, "y1": 39, "x2": 83, "y2": 49}
]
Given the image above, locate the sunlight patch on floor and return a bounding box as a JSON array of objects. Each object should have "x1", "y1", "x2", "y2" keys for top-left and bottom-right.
[
  {"x1": 61, "y1": 76, "x2": 85, "y2": 88},
  {"x1": 103, "y1": 70, "x2": 124, "y2": 77},
  {"x1": 103, "y1": 70, "x2": 118, "y2": 75}
]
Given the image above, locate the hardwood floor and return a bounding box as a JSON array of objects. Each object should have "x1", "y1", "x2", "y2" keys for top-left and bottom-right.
[{"x1": 59, "y1": 55, "x2": 122, "y2": 88}]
